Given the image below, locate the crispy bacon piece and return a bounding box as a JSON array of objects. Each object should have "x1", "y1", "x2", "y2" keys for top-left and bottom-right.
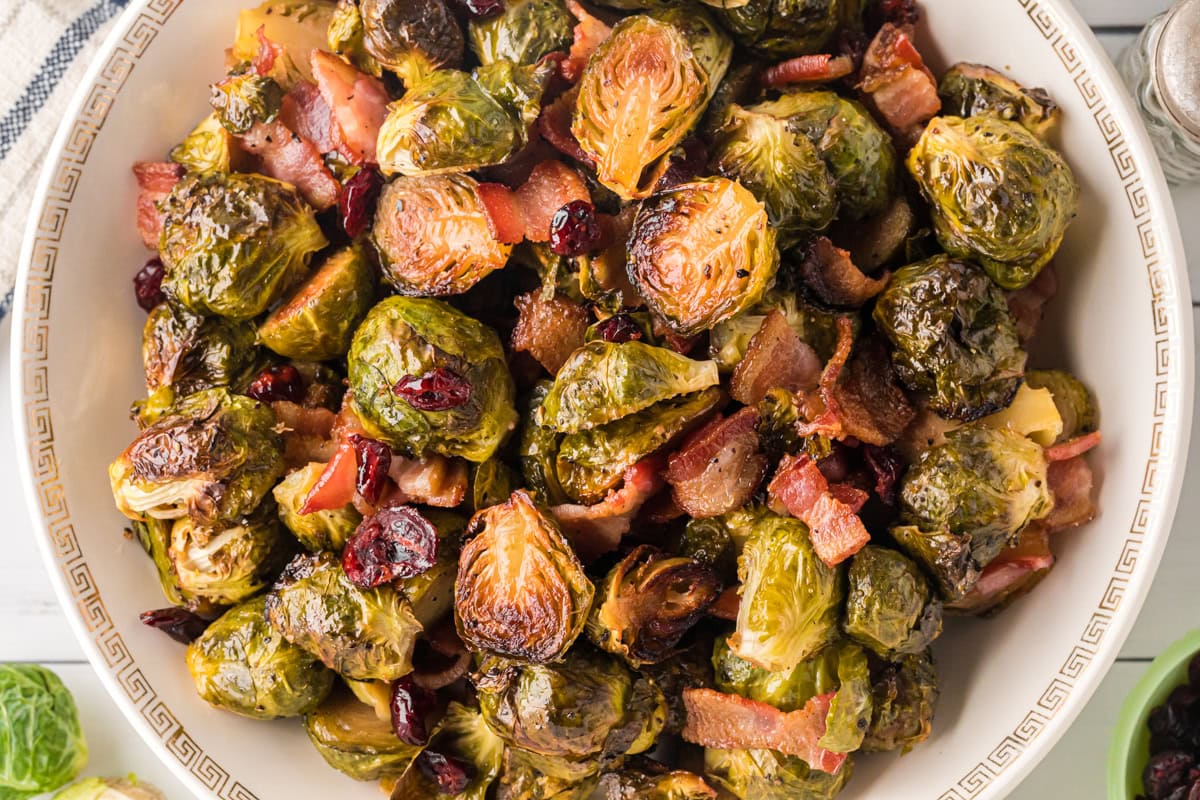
[
  {"x1": 477, "y1": 161, "x2": 591, "y2": 244},
  {"x1": 280, "y1": 81, "x2": 336, "y2": 153},
  {"x1": 300, "y1": 440, "x2": 357, "y2": 513},
  {"x1": 730, "y1": 310, "x2": 823, "y2": 405},
  {"x1": 709, "y1": 587, "x2": 740, "y2": 621},
  {"x1": 311, "y1": 50, "x2": 389, "y2": 165},
  {"x1": 768, "y1": 454, "x2": 871, "y2": 567},
  {"x1": 272, "y1": 400, "x2": 338, "y2": 467},
  {"x1": 948, "y1": 524, "x2": 1054, "y2": 615},
  {"x1": 512, "y1": 291, "x2": 591, "y2": 374},
  {"x1": 682, "y1": 689, "x2": 848, "y2": 774},
  {"x1": 763, "y1": 54, "x2": 855, "y2": 88},
  {"x1": 667, "y1": 409, "x2": 767, "y2": 519},
  {"x1": 252, "y1": 25, "x2": 283, "y2": 76},
  {"x1": 560, "y1": 0, "x2": 611, "y2": 82},
  {"x1": 385, "y1": 455, "x2": 469, "y2": 509},
  {"x1": 538, "y1": 87, "x2": 592, "y2": 164},
  {"x1": 800, "y1": 237, "x2": 890, "y2": 308},
  {"x1": 1044, "y1": 455, "x2": 1095, "y2": 532},
  {"x1": 1007, "y1": 265, "x2": 1059, "y2": 346},
  {"x1": 239, "y1": 119, "x2": 340, "y2": 210},
  {"x1": 1045, "y1": 431, "x2": 1102, "y2": 462},
  {"x1": 133, "y1": 161, "x2": 185, "y2": 249},
  {"x1": 859, "y1": 23, "x2": 941, "y2": 140},
  {"x1": 828, "y1": 483, "x2": 869, "y2": 513},
  {"x1": 552, "y1": 458, "x2": 665, "y2": 561}
]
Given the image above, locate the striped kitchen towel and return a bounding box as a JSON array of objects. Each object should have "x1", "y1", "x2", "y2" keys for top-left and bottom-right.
[{"x1": 0, "y1": 0, "x2": 132, "y2": 319}]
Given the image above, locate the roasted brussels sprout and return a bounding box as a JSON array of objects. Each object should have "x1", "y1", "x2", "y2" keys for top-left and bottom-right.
[
  {"x1": 168, "y1": 511, "x2": 290, "y2": 609},
  {"x1": 976, "y1": 382, "x2": 1064, "y2": 447},
  {"x1": 1025, "y1": 369, "x2": 1099, "y2": 442},
  {"x1": 628, "y1": 178, "x2": 779, "y2": 335},
  {"x1": 372, "y1": 174, "x2": 512, "y2": 296},
  {"x1": 186, "y1": 595, "x2": 334, "y2": 719},
  {"x1": 843, "y1": 546, "x2": 943, "y2": 659},
  {"x1": 472, "y1": 458, "x2": 519, "y2": 512},
  {"x1": 327, "y1": 0, "x2": 381, "y2": 76},
  {"x1": 729, "y1": 507, "x2": 844, "y2": 671},
  {"x1": 305, "y1": 683, "x2": 422, "y2": 780},
  {"x1": 109, "y1": 389, "x2": 285, "y2": 526},
  {"x1": 258, "y1": 244, "x2": 377, "y2": 362},
  {"x1": 595, "y1": 762, "x2": 719, "y2": 799},
  {"x1": 142, "y1": 302, "x2": 261, "y2": 396},
  {"x1": 939, "y1": 63, "x2": 1060, "y2": 138},
  {"x1": 873, "y1": 255, "x2": 1026, "y2": 421},
  {"x1": 573, "y1": 16, "x2": 709, "y2": 199},
  {"x1": 907, "y1": 115, "x2": 1079, "y2": 289},
  {"x1": 133, "y1": 518, "x2": 212, "y2": 615},
  {"x1": 469, "y1": 0, "x2": 575, "y2": 65},
  {"x1": 170, "y1": 113, "x2": 238, "y2": 175},
  {"x1": 709, "y1": 288, "x2": 845, "y2": 369},
  {"x1": 648, "y1": 6, "x2": 734, "y2": 94},
  {"x1": 265, "y1": 552, "x2": 423, "y2": 681},
  {"x1": 273, "y1": 463, "x2": 362, "y2": 552},
  {"x1": 455, "y1": 490, "x2": 593, "y2": 661},
  {"x1": 389, "y1": 702, "x2": 504, "y2": 800},
  {"x1": 538, "y1": 341, "x2": 719, "y2": 434},
  {"x1": 861, "y1": 650, "x2": 939, "y2": 753},
  {"x1": 473, "y1": 58, "x2": 556, "y2": 137},
  {"x1": 639, "y1": 639, "x2": 716, "y2": 735},
  {"x1": 496, "y1": 746, "x2": 602, "y2": 800},
  {"x1": 361, "y1": 0, "x2": 464, "y2": 73},
  {"x1": 674, "y1": 516, "x2": 738, "y2": 582},
  {"x1": 715, "y1": 0, "x2": 841, "y2": 58},
  {"x1": 209, "y1": 71, "x2": 283, "y2": 134},
  {"x1": 397, "y1": 508, "x2": 465, "y2": 626},
  {"x1": 158, "y1": 173, "x2": 327, "y2": 320},
  {"x1": 519, "y1": 381, "x2": 572, "y2": 506},
  {"x1": 704, "y1": 747, "x2": 852, "y2": 800},
  {"x1": 347, "y1": 297, "x2": 517, "y2": 462}
]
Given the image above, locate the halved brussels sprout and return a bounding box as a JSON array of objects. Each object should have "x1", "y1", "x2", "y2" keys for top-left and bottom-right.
[
  {"x1": 976, "y1": 383, "x2": 1063, "y2": 447},
  {"x1": 159, "y1": 173, "x2": 327, "y2": 320},
  {"x1": 209, "y1": 71, "x2": 283, "y2": 134},
  {"x1": 595, "y1": 762, "x2": 719, "y2": 799},
  {"x1": 348, "y1": 296, "x2": 517, "y2": 462},
  {"x1": 843, "y1": 546, "x2": 943, "y2": 659},
  {"x1": 455, "y1": 490, "x2": 593, "y2": 661},
  {"x1": 258, "y1": 244, "x2": 377, "y2": 362},
  {"x1": 361, "y1": 0, "x2": 464, "y2": 74},
  {"x1": 265, "y1": 552, "x2": 423, "y2": 681},
  {"x1": 305, "y1": 683, "x2": 422, "y2": 780},
  {"x1": 861, "y1": 650, "x2": 938, "y2": 753},
  {"x1": 714, "y1": 0, "x2": 840, "y2": 58},
  {"x1": 647, "y1": 7, "x2": 733, "y2": 96},
  {"x1": 709, "y1": 288, "x2": 845, "y2": 370},
  {"x1": 469, "y1": 0, "x2": 575, "y2": 65},
  {"x1": 168, "y1": 511, "x2": 290, "y2": 609},
  {"x1": 372, "y1": 174, "x2": 512, "y2": 296},
  {"x1": 186, "y1": 595, "x2": 334, "y2": 720},
  {"x1": 873, "y1": 255, "x2": 1026, "y2": 421},
  {"x1": 273, "y1": 463, "x2": 362, "y2": 552},
  {"x1": 472, "y1": 458, "x2": 519, "y2": 513},
  {"x1": 389, "y1": 702, "x2": 504, "y2": 800},
  {"x1": 328, "y1": 0, "x2": 382, "y2": 76},
  {"x1": 704, "y1": 747, "x2": 852, "y2": 800},
  {"x1": 907, "y1": 115, "x2": 1079, "y2": 289},
  {"x1": 939, "y1": 63, "x2": 1060, "y2": 139},
  {"x1": 142, "y1": 302, "x2": 261, "y2": 396},
  {"x1": 573, "y1": 16, "x2": 709, "y2": 199},
  {"x1": 628, "y1": 178, "x2": 779, "y2": 335},
  {"x1": 519, "y1": 381, "x2": 571, "y2": 506},
  {"x1": 888, "y1": 524, "x2": 979, "y2": 602},
  {"x1": 109, "y1": 389, "x2": 285, "y2": 526},
  {"x1": 132, "y1": 518, "x2": 215, "y2": 616},
  {"x1": 538, "y1": 341, "x2": 719, "y2": 434},
  {"x1": 170, "y1": 113, "x2": 239, "y2": 176},
  {"x1": 473, "y1": 58, "x2": 557, "y2": 136},
  {"x1": 1025, "y1": 369, "x2": 1099, "y2": 442}
]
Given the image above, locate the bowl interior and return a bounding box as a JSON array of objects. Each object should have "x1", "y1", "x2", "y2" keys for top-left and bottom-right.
[{"x1": 12, "y1": 1, "x2": 1192, "y2": 799}]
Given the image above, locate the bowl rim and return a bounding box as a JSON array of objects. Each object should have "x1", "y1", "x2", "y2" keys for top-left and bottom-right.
[{"x1": 8, "y1": 1, "x2": 1195, "y2": 799}]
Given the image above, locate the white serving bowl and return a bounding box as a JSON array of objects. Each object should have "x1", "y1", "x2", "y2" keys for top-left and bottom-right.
[{"x1": 11, "y1": 1, "x2": 1193, "y2": 798}]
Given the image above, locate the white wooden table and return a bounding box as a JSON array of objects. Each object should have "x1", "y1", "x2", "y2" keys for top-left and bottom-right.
[{"x1": 1, "y1": 1, "x2": 1197, "y2": 797}]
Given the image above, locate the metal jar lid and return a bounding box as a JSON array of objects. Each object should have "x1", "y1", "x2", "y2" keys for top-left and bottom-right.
[{"x1": 1155, "y1": 0, "x2": 1200, "y2": 140}]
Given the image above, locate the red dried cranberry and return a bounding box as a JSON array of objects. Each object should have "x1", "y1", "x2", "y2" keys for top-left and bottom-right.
[
  {"x1": 339, "y1": 166, "x2": 384, "y2": 239},
  {"x1": 391, "y1": 675, "x2": 438, "y2": 746},
  {"x1": 416, "y1": 750, "x2": 474, "y2": 794},
  {"x1": 863, "y1": 444, "x2": 904, "y2": 505},
  {"x1": 343, "y1": 502, "x2": 439, "y2": 587},
  {"x1": 348, "y1": 434, "x2": 392, "y2": 504},
  {"x1": 595, "y1": 314, "x2": 644, "y2": 344},
  {"x1": 133, "y1": 258, "x2": 167, "y2": 312},
  {"x1": 450, "y1": 0, "x2": 503, "y2": 19},
  {"x1": 1146, "y1": 752, "x2": 1195, "y2": 799},
  {"x1": 548, "y1": 200, "x2": 603, "y2": 257},
  {"x1": 139, "y1": 607, "x2": 210, "y2": 644},
  {"x1": 246, "y1": 364, "x2": 306, "y2": 404},
  {"x1": 880, "y1": 0, "x2": 919, "y2": 24},
  {"x1": 393, "y1": 367, "x2": 472, "y2": 411}
]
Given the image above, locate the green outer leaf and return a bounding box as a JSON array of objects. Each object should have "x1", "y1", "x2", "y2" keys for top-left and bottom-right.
[
  {"x1": 842, "y1": 545, "x2": 943, "y2": 658},
  {"x1": 1025, "y1": 369, "x2": 1099, "y2": 442},
  {"x1": 819, "y1": 641, "x2": 872, "y2": 753},
  {"x1": 0, "y1": 665, "x2": 87, "y2": 799},
  {"x1": 170, "y1": 113, "x2": 236, "y2": 175},
  {"x1": 938, "y1": 62, "x2": 1060, "y2": 138}
]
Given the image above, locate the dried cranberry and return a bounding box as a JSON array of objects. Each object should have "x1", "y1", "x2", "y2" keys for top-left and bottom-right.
[
  {"x1": 393, "y1": 368, "x2": 472, "y2": 411},
  {"x1": 594, "y1": 314, "x2": 644, "y2": 344},
  {"x1": 863, "y1": 444, "x2": 904, "y2": 505},
  {"x1": 450, "y1": 0, "x2": 503, "y2": 19},
  {"x1": 348, "y1": 434, "x2": 392, "y2": 504},
  {"x1": 881, "y1": 0, "x2": 919, "y2": 24},
  {"x1": 133, "y1": 258, "x2": 167, "y2": 311},
  {"x1": 246, "y1": 364, "x2": 306, "y2": 404},
  {"x1": 139, "y1": 607, "x2": 210, "y2": 644},
  {"x1": 548, "y1": 200, "x2": 603, "y2": 257},
  {"x1": 343, "y1": 502, "x2": 439, "y2": 587},
  {"x1": 416, "y1": 750, "x2": 474, "y2": 794},
  {"x1": 339, "y1": 166, "x2": 384, "y2": 239},
  {"x1": 391, "y1": 675, "x2": 438, "y2": 746},
  {"x1": 1146, "y1": 752, "x2": 1195, "y2": 799}
]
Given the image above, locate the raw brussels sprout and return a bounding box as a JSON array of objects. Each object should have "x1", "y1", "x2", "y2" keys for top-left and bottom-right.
[
  {"x1": 519, "y1": 381, "x2": 571, "y2": 506},
  {"x1": 861, "y1": 650, "x2": 939, "y2": 753},
  {"x1": 170, "y1": 113, "x2": 238, "y2": 175},
  {"x1": 714, "y1": 0, "x2": 839, "y2": 59},
  {"x1": 265, "y1": 552, "x2": 423, "y2": 681},
  {"x1": 187, "y1": 595, "x2": 335, "y2": 719},
  {"x1": 348, "y1": 297, "x2": 517, "y2": 461},
  {"x1": 0, "y1": 664, "x2": 87, "y2": 800},
  {"x1": 328, "y1": 0, "x2": 382, "y2": 76},
  {"x1": 159, "y1": 173, "x2": 327, "y2": 320},
  {"x1": 573, "y1": 15, "x2": 709, "y2": 199},
  {"x1": 469, "y1": 0, "x2": 575, "y2": 65},
  {"x1": 939, "y1": 63, "x2": 1060, "y2": 139},
  {"x1": 455, "y1": 490, "x2": 593, "y2": 661},
  {"x1": 142, "y1": 302, "x2": 261, "y2": 396},
  {"x1": 209, "y1": 71, "x2": 283, "y2": 134},
  {"x1": 647, "y1": 7, "x2": 734, "y2": 95},
  {"x1": 729, "y1": 508, "x2": 844, "y2": 672},
  {"x1": 628, "y1": 178, "x2": 779, "y2": 335},
  {"x1": 361, "y1": 0, "x2": 464, "y2": 73},
  {"x1": 873, "y1": 255, "x2": 1026, "y2": 421},
  {"x1": 273, "y1": 463, "x2": 362, "y2": 552},
  {"x1": 52, "y1": 776, "x2": 164, "y2": 800},
  {"x1": 389, "y1": 702, "x2": 504, "y2": 800},
  {"x1": 538, "y1": 341, "x2": 719, "y2": 434},
  {"x1": 704, "y1": 747, "x2": 852, "y2": 800},
  {"x1": 1025, "y1": 369, "x2": 1099, "y2": 442},
  {"x1": 109, "y1": 389, "x2": 285, "y2": 526},
  {"x1": 843, "y1": 546, "x2": 943, "y2": 659},
  {"x1": 372, "y1": 174, "x2": 513, "y2": 296},
  {"x1": 305, "y1": 683, "x2": 422, "y2": 780},
  {"x1": 709, "y1": 289, "x2": 845, "y2": 369},
  {"x1": 595, "y1": 762, "x2": 718, "y2": 799},
  {"x1": 907, "y1": 115, "x2": 1079, "y2": 289},
  {"x1": 168, "y1": 511, "x2": 291, "y2": 608},
  {"x1": 258, "y1": 244, "x2": 377, "y2": 361}
]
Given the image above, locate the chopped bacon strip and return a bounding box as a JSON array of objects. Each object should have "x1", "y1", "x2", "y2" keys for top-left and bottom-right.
[
  {"x1": 477, "y1": 161, "x2": 591, "y2": 244},
  {"x1": 682, "y1": 689, "x2": 848, "y2": 774},
  {"x1": 311, "y1": 50, "x2": 389, "y2": 165},
  {"x1": 475, "y1": 183, "x2": 527, "y2": 243},
  {"x1": 763, "y1": 54, "x2": 855, "y2": 88},
  {"x1": 512, "y1": 291, "x2": 591, "y2": 374},
  {"x1": 538, "y1": 87, "x2": 592, "y2": 164},
  {"x1": 730, "y1": 310, "x2": 823, "y2": 405},
  {"x1": 133, "y1": 161, "x2": 185, "y2": 249},
  {"x1": 667, "y1": 409, "x2": 767, "y2": 519},
  {"x1": 859, "y1": 23, "x2": 941, "y2": 140},
  {"x1": 239, "y1": 119, "x2": 340, "y2": 210},
  {"x1": 768, "y1": 454, "x2": 871, "y2": 567},
  {"x1": 300, "y1": 440, "x2": 357, "y2": 513},
  {"x1": 948, "y1": 524, "x2": 1054, "y2": 615},
  {"x1": 273, "y1": 400, "x2": 338, "y2": 467},
  {"x1": 560, "y1": 0, "x2": 611, "y2": 82},
  {"x1": 252, "y1": 25, "x2": 283, "y2": 76},
  {"x1": 280, "y1": 81, "x2": 335, "y2": 153},
  {"x1": 1044, "y1": 455, "x2": 1095, "y2": 532},
  {"x1": 1007, "y1": 265, "x2": 1059, "y2": 346},
  {"x1": 1045, "y1": 431, "x2": 1102, "y2": 462},
  {"x1": 552, "y1": 458, "x2": 665, "y2": 561},
  {"x1": 800, "y1": 237, "x2": 890, "y2": 308},
  {"x1": 709, "y1": 587, "x2": 740, "y2": 621},
  {"x1": 384, "y1": 455, "x2": 469, "y2": 509}
]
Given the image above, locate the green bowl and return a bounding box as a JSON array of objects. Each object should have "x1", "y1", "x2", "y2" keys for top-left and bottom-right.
[{"x1": 1108, "y1": 630, "x2": 1200, "y2": 799}]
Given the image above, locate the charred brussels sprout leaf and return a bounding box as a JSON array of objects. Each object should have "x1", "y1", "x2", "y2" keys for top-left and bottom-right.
[
  {"x1": 715, "y1": 0, "x2": 839, "y2": 60},
  {"x1": 573, "y1": 16, "x2": 709, "y2": 200},
  {"x1": 170, "y1": 113, "x2": 238, "y2": 175},
  {"x1": 1025, "y1": 369, "x2": 1099, "y2": 442},
  {"x1": 939, "y1": 63, "x2": 1060, "y2": 139},
  {"x1": 372, "y1": 174, "x2": 512, "y2": 296},
  {"x1": 704, "y1": 747, "x2": 852, "y2": 800},
  {"x1": 907, "y1": 115, "x2": 1079, "y2": 289},
  {"x1": 873, "y1": 255, "x2": 1026, "y2": 421},
  {"x1": 455, "y1": 490, "x2": 593, "y2": 661},
  {"x1": 273, "y1": 463, "x2": 362, "y2": 552},
  {"x1": 142, "y1": 302, "x2": 261, "y2": 396},
  {"x1": 628, "y1": 178, "x2": 779, "y2": 336},
  {"x1": 348, "y1": 297, "x2": 517, "y2": 462},
  {"x1": 159, "y1": 173, "x2": 327, "y2": 320},
  {"x1": 595, "y1": 763, "x2": 719, "y2": 799},
  {"x1": 305, "y1": 683, "x2": 422, "y2": 780},
  {"x1": 187, "y1": 595, "x2": 334, "y2": 719},
  {"x1": 265, "y1": 552, "x2": 423, "y2": 681},
  {"x1": 389, "y1": 702, "x2": 504, "y2": 800},
  {"x1": 361, "y1": 0, "x2": 464, "y2": 73},
  {"x1": 109, "y1": 389, "x2": 285, "y2": 526},
  {"x1": 168, "y1": 511, "x2": 291, "y2": 609},
  {"x1": 843, "y1": 546, "x2": 943, "y2": 658},
  {"x1": 468, "y1": 0, "x2": 575, "y2": 65},
  {"x1": 209, "y1": 71, "x2": 283, "y2": 134},
  {"x1": 861, "y1": 650, "x2": 939, "y2": 753}
]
